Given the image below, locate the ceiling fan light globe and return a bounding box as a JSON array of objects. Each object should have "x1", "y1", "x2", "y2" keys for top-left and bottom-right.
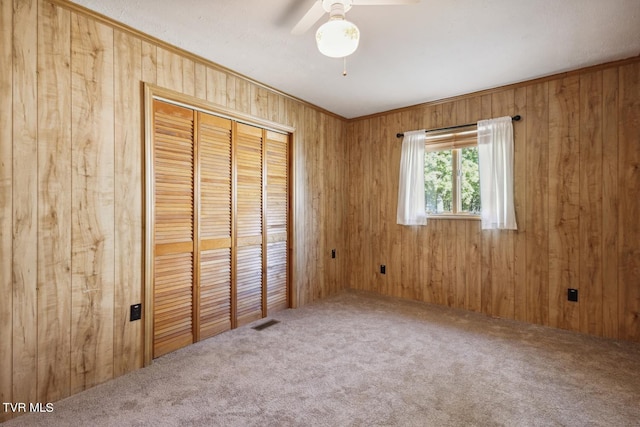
[{"x1": 316, "y1": 19, "x2": 360, "y2": 58}]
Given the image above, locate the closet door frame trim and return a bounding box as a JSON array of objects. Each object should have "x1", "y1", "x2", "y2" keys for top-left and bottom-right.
[{"x1": 143, "y1": 83, "x2": 294, "y2": 366}]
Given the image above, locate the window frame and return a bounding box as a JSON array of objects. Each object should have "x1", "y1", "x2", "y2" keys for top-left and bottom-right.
[{"x1": 424, "y1": 127, "x2": 481, "y2": 220}]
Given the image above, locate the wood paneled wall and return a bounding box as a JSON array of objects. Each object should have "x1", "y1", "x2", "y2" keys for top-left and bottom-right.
[
  {"x1": 0, "y1": 0, "x2": 348, "y2": 421},
  {"x1": 347, "y1": 58, "x2": 640, "y2": 344}
]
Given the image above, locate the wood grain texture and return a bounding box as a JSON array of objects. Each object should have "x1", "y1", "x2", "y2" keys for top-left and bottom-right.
[
  {"x1": 36, "y1": 0, "x2": 72, "y2": 403},
  {"x1": 268, "y1": 91, "x2": 280, "y2": 124},
  {"x1": 141, "y1": 40, "x2": 157, "y2": 84},
  {"x1": 251, "y1": 85, "x2": 269, "y2": 120},
  {"x1": 114, "y1": 29, "x2": 143, "y2": 378},
  {"x1": 70, "y1": 13, "x2": 115, "y2": 394},
  {"x1": 235, "y1": 78, "x2": 251, "y2": 115},
  {"x1": 579, "y1": 71, "x2": 603, "y2": 336},
  {"x1": 601, "y1": 68, "x2": 619, "y2": 339},
  {"x1": 226, "y1": 74, "x2": 237, "y2": 110},
  {"x1": 465, "y1": 221, "x2": 482, "y2": 312},
  {"x1": 12, "y1": 0, "x2": 39, "y2": 407},
  {"x1": 157, "y1": 46, "x2": 183, "y2": 93},
  {"x1": 490, "y1": 90, "x2": 515, "y2": 319},
  {"x1": 525, "y1": 82, "x2": 549, "y2": 326},
  {"x1": 512, "y1": 87, "x2": 527, "y2": 323},
  {"x1": 548, "y1": 76, "x2": 580, "y2": 331},
  {"x1": 182, "y1": 57, "x2": 195, "y2": 97},
  {"x1": 0, "y1": 0, "x2": 13, "y2": 421},
  {"x1": 618, "y1": 62, "x2": 640, "y2": 342},
  {"x1": 206, "y1": 66, "x2": 227, "y2": 107},
  {"x1": 194, "y1": 62, "x2": 206, "y2": 100}
]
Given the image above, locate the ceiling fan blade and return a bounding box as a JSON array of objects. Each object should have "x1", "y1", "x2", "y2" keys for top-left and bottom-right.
[
  {"x1": 352, "y1": 0, "x2": 420, "y2": 5},
  {"x1": 291, "y1": 1, "x2": 326, "y2": 35}
]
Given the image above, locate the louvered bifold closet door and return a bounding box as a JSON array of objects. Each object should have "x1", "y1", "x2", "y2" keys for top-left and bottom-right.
[
  {"x1": 235, "y1": 123, "x2": 264, "y2": 326},
  {"x1": 152, "y1": 101, "x2": 195, "y2": 358},
  {"x1": 265, "y1": 131, "x2": 289, "y2": 313},
  {"x1": 197, "y1": 113, "x2": 233, "y2": 339}
]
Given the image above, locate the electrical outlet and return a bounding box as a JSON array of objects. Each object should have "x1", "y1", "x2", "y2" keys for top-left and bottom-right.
[
  {"x1": 567, "y1": 288, "x2": 578, "y2": 302},
  {"x1": 331, "y1": 249, "x2": 336, "y2": 259},
  {"x1": 130, "y1": 303, "x2": 142, "y2": 321},
  {"x1": 380, "y1": 265, "x2": 386, "y2": 274}
]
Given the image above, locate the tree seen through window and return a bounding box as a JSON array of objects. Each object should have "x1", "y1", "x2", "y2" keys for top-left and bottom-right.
[{"x1": 424, "y1": 146, "x2": 480, "y2": 215}]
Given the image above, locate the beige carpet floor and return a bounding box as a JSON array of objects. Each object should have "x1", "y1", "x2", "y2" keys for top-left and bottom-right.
[{"x1": 3, "y1": 290, "x2": 640, "y2": 426}]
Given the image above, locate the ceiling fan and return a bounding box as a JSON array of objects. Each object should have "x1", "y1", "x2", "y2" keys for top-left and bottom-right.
[{"x1": 292, "y1": 0, "x2": 420, "y2": 58}]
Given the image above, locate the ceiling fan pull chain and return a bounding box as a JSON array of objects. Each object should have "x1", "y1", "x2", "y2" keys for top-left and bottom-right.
[{"x1": 343, "y1": 56, "x2": 348, "y2": 76}]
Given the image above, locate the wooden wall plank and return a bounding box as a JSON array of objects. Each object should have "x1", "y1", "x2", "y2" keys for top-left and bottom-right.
[
  {"x1": 464, "y1": 97, "x2": 483, "y2": 313},
  {"x1": 465, "y1": 221, "x2": 482, "y2": 312},
  {"x1": 182, "y1": 57, "x2": 195, "y2": 96},
  {"x1": 373, "y1": 115, "x2": 385, "y2": 296},
  {"x1": 70, "y1": 13, "x2": 115, "y2": 394},
  {"x1": 513, "y1": 87, "x2": 527, "y2": 322},
  {"x1": 235, "y1": 78, "x2": 250, "y2": 114},
  {"x1": 618, "y1": 62, "x2": 640, "y2": 342},
  {"x1": 312, "y1": 110, "x2": 325, "y2": 299},
  {"x1": 443, "y1": 220, "x2": 457, "y2": 307},
  {"x1": 601, "y1": 68, "x2": 619, "y2": 339},
  {"x1": 0, "y1": 0, "x2": 13, "y2": 421},
  {"x1": 579, "y1": 71, "x2": 604, "y2": 336},
  {"x1": 226, "y1": 74, "x2": 237, "y2": 110},
  {"x1": 440, "y1": 102, "x2": 456, "y2": 308},
  {"x1": 490, "y1": 90, "x2": 516, "y2": 319},
  {"x1": 194, "y1": 62, "x2": 206, "y2": 100},
  {"x1": 325, "y1": 117, "x2": 339, "y2": 295},
  {"x1": 548, "y1": 76, "x2": 580, "y2": 331},
  {"x1": 370, "y1": 116, "x2": 383, "y2": 295},
  {"x1": 387, "y1": 112, "x2": 403, "y2": 299},
  {"x1": 113, "y1": 29, "x2": 143, "y2": 378},
  {"x1": 426, "y1": 220, "x2": 441, "y2": 304},
  {"x1": 454, "y1": 100, "x2": 468, "y2": 309},
  {"x1": 336, "y1": 119, "x2": 349, "y2": 292},
  {"x1": 525, "y1": 82, "x2": 549, "y2": 326},
  {"x1": 347, "y1": 120, "x2": 363, "y2": 290},
  {"x1": 36, "y1": 0, "x2": 71, "y2": 403},
  {"x1": 206, "y1": 67, "x2": 227, "y2": 107},
  {"x1": 454, "y1": 221, "x2": 466, "y2": 309},
  {"x1": 251, "y1": 85, "x2": 269, "y2": 119},
  {"x1": 156, "y1": 46, "x2": 182, "y2": 92},
  {"x1": 420, "y1": 107, "x2": 437, "y2": 304},
  {"x1": 479, "y1": 94, "x2": 492, "y2": 316},
  {"x1": 12, "y1": 0, "x2": 39, "y2": 408},
  {"x1": 268, "y1": 91, "x2": 279, "y2": 124},
  {"x1": 141, "y1": 40, "x2": 156, "y2": 84}
]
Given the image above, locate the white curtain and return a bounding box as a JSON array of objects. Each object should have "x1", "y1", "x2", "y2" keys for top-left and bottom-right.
[
  {"x1": 397, "y1": 130, "x2": 427, "y2": 225},
  {"x1": 477, "y1": 116, "x2": 517, "y2": 230}
]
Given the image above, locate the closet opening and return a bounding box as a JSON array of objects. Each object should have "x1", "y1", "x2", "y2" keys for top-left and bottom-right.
[{"x1": 142, "y1": 84, "x2": 294, "y2": 364}]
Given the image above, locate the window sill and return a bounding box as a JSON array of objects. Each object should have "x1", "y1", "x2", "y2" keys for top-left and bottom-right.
[{"x1": 427, "y1": 214, "x2": 481, "y2": 221}]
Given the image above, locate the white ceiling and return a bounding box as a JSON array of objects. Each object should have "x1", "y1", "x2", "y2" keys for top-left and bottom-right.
[{"x1": 70, "y1": 0, "x2": 640, "y2": 119}]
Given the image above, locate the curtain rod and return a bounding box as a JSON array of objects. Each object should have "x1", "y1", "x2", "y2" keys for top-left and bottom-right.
[{"x1": 396, "y1": 115, "x2": 521, "y2": 138}]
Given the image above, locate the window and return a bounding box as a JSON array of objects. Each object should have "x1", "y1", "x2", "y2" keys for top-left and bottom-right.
[{"x1": 423, "y1": 129, "x2": 480, "y2": 217}]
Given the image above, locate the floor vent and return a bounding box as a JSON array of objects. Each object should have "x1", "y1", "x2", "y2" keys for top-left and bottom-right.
[{"x1": 252, "y1": 319, "x2": 280, "y2": 331}]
